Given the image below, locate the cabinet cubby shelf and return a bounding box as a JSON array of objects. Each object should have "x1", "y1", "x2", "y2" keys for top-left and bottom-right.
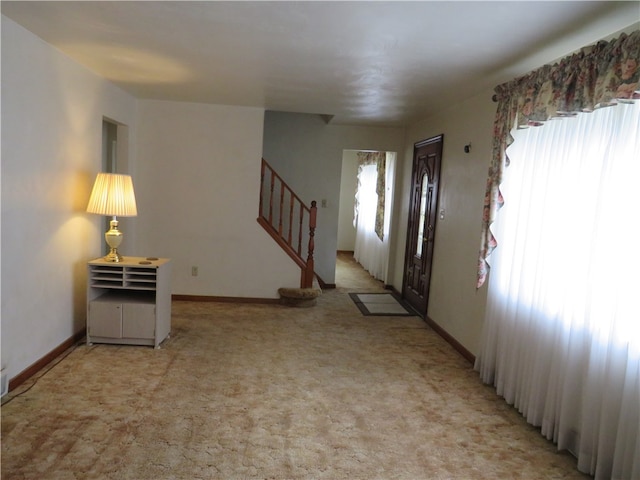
[
  {"x1": 89, "y1": 264, "x2": 160, "y2": 291},
  {"x1": 90, "y1": 283, "x2": 157, "y2": 291}
]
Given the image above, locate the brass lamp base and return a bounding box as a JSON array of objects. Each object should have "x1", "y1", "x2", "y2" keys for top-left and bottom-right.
[
  {"x1": 104, "y1": 248, "x2": 124, "y2": 263},
  {"x1": 103, "y1": 218, "x2": 124, "y2": 263}
]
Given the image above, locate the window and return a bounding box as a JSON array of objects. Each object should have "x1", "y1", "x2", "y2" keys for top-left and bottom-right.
[{"x1": 477, "y1": 101, "x2": 640, "y2": 478}]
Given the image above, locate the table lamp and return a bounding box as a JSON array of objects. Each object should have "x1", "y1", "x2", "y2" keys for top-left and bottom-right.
[{"x1": 86, "y1": 172, "x2": 138, "y2": 262}]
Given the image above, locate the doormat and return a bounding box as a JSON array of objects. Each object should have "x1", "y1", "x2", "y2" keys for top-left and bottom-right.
[{"x1": 349, "y1": 293, "x2": 416, "y2": 317}]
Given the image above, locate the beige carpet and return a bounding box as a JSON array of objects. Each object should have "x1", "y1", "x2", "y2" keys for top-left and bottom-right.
[{"x1": 1, "y1": 253, "x2": 589, "y2": 479}]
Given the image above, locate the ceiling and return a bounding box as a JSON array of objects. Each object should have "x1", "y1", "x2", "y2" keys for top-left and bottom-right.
[{"x1": 2, "y1": 1, "x2": 638, "y2": 127}]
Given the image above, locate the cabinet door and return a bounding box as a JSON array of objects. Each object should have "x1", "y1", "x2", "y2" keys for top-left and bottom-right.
[
  {"x1": 122, "y1": 303, "x2": 156, "y2": 339},
  {"x1": 89, "y1": 302, "x2": 123, "y2": 338}
]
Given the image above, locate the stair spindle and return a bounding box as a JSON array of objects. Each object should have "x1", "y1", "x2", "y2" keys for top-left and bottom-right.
[{"x1": 288, "y1": 191, "x2": 294, "y2": 245}]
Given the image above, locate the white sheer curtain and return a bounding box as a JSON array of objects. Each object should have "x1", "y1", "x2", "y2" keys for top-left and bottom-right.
[
  {"x1": 475, "y1": 101, "x2": 640, "y2": 479},
  {"x1": 354, "y1": 153, "x2": 394, "y2": 282}
]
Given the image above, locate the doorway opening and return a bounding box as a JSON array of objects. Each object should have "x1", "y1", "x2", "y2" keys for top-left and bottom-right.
[
  {"x1": 100, "y1": 117, "x2": 131, "y2": 254},
  {"x1": 102, "y1": 119, "x2": 118, "y2": 173},
  {"x1": 337, "y1": 150, "x2": 396, "y2": 290}
]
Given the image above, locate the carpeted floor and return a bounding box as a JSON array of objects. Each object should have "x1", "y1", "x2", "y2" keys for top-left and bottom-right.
[{"x1": 0, "y1": 253, "x2": 589, "y2": 479}]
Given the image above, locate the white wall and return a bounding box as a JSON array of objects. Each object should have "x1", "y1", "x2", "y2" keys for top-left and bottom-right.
[
  {"x1": 262, "y1": 112, "x2": 405, "y2": 284},
  {"x1": 135, "y1": 100, "x2": 299, "y2": 298},
  {"x1": 336, "y1": 151, "x2": 358, "y2": 251},
  {"x1": 391, "y1": 91, "x2": 495, "y2": 355},
  {"x1": 1, "y1": 16, "x2": 138, "y2": 381}
]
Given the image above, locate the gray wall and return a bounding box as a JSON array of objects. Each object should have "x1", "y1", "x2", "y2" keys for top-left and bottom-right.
[{"x1": 262, "y1": 112, "x2": 404, "y2": 284}]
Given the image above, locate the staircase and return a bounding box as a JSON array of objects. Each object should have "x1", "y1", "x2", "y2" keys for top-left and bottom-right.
[{"x1": 257, "y1": 159, "x2": 320, "y2": 301}]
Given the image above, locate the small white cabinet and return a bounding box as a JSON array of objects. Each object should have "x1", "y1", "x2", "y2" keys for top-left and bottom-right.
[{"x1": 87, "y1": 257, "x2": 171, "y2": 348}]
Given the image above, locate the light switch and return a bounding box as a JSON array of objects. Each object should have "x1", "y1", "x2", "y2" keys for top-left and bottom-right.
[{"x1": 439, "y1": 209, "x2": 445, "y2": 220}]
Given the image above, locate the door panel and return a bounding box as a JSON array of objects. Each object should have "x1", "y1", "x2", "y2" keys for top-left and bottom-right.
[
  {"x1": 403, "y1": 135, "x2": 443, "y2": 316},
  {"x1": 89, "y1": 301, "x2": 123, "y2": 338},
  {"x1": 122, "y1": 303, "x2": 156, "y2": 339}
]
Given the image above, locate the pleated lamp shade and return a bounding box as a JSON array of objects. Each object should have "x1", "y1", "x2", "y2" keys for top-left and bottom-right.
[
  {"x1": 87, "y1": 173, "x2": 137, "y2": 262},
  {"x1": 86, "y1": 173, "x2": 137, "y2": 217}
]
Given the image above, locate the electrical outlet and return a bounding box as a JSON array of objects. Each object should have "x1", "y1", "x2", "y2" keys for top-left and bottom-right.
[
  {"x1": 191, "y1": 266, "x2": 198, "y2": 276},
  {"x1": 321, "y1": 199, "x2": 328, "y2": 208}
]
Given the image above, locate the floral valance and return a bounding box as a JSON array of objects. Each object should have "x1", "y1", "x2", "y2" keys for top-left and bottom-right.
[
  {"x1": 477, "y1": 29, "x2": 640, "y2": 288},
  {"x1": 355, "y1": 151, "x2": 386, "y2": 241}
]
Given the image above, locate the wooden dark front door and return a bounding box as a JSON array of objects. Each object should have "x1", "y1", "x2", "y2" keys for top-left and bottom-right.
[{"x1": 402, "y1": 135, "x2": 443, "y2": 317}]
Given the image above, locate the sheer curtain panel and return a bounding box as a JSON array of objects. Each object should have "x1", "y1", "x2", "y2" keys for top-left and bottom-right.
[
  {"x1": 353, "y1": 152, "x2": 395, "y2": 282},
  {"x1": 476, "y1": 102, "x2": 640, "y2": 479}
]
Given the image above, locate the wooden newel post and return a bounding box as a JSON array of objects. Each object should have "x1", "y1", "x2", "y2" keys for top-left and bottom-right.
[{"x1": 304, "y1": 200, "x2": 317, "y2": 288}]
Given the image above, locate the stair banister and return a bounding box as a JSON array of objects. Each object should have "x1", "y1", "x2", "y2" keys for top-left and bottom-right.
[{"x1": 258, "y1": 159, "x2": 318, "y2": 289}]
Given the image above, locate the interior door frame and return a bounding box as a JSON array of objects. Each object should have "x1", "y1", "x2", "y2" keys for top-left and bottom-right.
[{"x1": 402, "y1": 134, "x2": 443, "y2": 317}]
